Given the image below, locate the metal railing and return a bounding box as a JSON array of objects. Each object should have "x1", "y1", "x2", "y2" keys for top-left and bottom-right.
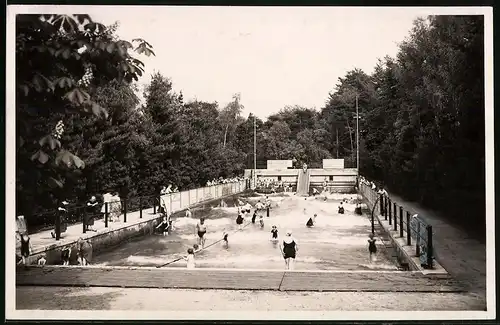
[
  {"x1": 28, "y1": 180, "x2": 249, "y2": 239},
  {"x1": 359, "y1": 181, "x2": 434, "y2": 269}
]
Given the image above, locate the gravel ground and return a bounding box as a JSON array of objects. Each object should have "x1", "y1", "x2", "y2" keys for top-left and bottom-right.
[{"x1": 16, "y1": 286, "x2": 486, "y2": 311}]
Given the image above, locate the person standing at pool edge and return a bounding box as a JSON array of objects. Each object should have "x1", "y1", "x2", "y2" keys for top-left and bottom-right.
[
  {"x1": 196, "y1": 217, "x2": 207, "y2": 248},
  {"x1": 280, "y1": 230, "x2": 299, "y2": 270}
]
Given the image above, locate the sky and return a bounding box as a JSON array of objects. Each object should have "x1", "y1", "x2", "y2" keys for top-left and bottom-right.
[
  {"x1": 82, "y1": 7, "x2": 429, "y2": 119},
  {"x1": 90, "y1": 7, "x2": 424, "y2": 119}
]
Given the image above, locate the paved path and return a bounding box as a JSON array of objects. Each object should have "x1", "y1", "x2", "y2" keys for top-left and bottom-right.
[
  {"x1": 18, "y1": 207, "x2": 159, "y2": 255},
  {"x1": 17, "y1": 266, "x2": 464, "y2": 292},
  {"x1": 16, "y1": 286, "x2": 486, "y2": 311},
  {"x1": 385, "y1": 191, "x2": 486, "y2": 297}
]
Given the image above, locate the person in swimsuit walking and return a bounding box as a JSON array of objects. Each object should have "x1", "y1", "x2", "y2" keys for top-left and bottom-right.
[
  {"x1": 251, "y1": 210, "x2": 257, "y2": 224},
  {"x1": 368, "y1": 233, "x2": 377, "y2": 263},
  {"x1": 196, "y1": 217, "x2": 207, "y2": 248},
  {"x1": 280, "y1": 230, "x2": 299, "y2": 270}
]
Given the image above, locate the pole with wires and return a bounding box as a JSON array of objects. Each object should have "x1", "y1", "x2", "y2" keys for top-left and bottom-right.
[
  {"x1": 254, "y1": 115, "x2": 257, "y2": 189},
  {"x1": 356, "y1": 95, "x2": 360, "y2": 183}
]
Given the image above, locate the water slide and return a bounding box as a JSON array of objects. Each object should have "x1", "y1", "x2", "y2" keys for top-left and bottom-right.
[{"x1": 296, "y1": 169, "x2": 311, "y2": 196}]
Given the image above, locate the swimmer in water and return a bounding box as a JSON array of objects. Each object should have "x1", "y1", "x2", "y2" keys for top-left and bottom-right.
[
  {"x1": 306, "y1": 214, "x2": 317, "y2": 228},
  {"x1": 222, "y1": 230, "x2": 229, "y2": 248},
  {"x1": 368, "y1": 233, "x2": 377, "y2": 263},
  {"x1": 338, "y1": 202, "x2": 345, "y2": 214},
  {"x1": 195, "y1": 217, "x2": 207, "y2": 248},
  {"x1": 252, "y1": 210, "x2": 257, "y2": 224},
  {"x1": 193, "y1": 244, "x2": 200, "y2": 253},
  {"x1": 259, "y1": 215, "x2": 264, "y2": 228},
  {"x1": 236, "y1": 213, "x2": 244, "y2": 230}
]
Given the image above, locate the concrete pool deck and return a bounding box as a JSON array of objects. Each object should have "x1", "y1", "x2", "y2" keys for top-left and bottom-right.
[{"x1": 16, "y1": 265, "x2": 464, "y2": 292}]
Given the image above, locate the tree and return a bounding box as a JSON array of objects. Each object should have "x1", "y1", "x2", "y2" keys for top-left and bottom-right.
[
  {"x1": 219, "y1": 93, "x2": 244, "y2": 148},
  {"x1": 16, "y1": 14, "x2": 154, "y2": 215}
]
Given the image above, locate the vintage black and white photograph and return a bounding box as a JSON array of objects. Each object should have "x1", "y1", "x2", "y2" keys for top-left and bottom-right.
[{"x1": 6, "y1": 5, "x2": 494, "y2": 320}]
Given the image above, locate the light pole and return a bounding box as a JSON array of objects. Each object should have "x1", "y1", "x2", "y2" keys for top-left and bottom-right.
[
  {"x1": 355, "y1": 95, "x2": 360, "y2": 183},
  {"x1": 253, "y1": 115, "x2": 257, "y2": 189}
]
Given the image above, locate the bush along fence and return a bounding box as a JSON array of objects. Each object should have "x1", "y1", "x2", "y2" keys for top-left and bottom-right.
[
  {"x1": 33, "y1": 180, "x2": 249, "y2": 240},
  {"x1": 359, "y1": 180, "x2": 434, "y2": 269}
]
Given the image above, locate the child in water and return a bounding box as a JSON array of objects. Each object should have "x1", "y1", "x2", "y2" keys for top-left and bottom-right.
[
  {"x1": 184, "y1": 248, "x2": 195, "y2": 269},
  {"x1": 156, "y1": 216, "x2": 170, "y2": 236},
  {"x1": 306, "y1": 214, "x2": 317, "y2": 228},
  {"x1": 259, "y1": 215, "x2": 265, "y2": 228},
  {"x1": 252, "y1": 210, "x2": 257, "y2": 224},
  {"x1": 368, "y1": 233, "x2": 377, "y2": 263},
  {"x1": 193, "y1": 244, "x2": 200, "y2": 253},
  {"x1": 236, "y1": 213, "x2": 244, "y2": 230},
  {"x1": 338, "y1": 202, "x2": 345, "y2": 214},
  {"x1": 61, "y1": 247, "x2": 71, "y2": 265},
  {"x1": 222, "y1": 231, "x2": 229, "y2": 248},
  {"x1": 270, "y1": 225, "x2": 279, "y2": 242},
  {"x1": 37, "y1": 254, "x2": 47, "y2": 266}
]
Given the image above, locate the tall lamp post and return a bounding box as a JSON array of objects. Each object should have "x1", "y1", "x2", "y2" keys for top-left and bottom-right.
[
  {"x1": 355, "y1": 95, "x2": 360, "y2": 184},
  {"x1": 253, "y1": 115, "x2": 257, "y2": 189}
]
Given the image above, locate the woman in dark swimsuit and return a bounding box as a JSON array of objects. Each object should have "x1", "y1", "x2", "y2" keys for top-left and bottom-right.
[
  {"x1": 251, "y1": 210, "x2": 257, "y2": 224},
  {"x1": 18, "y1": 234, "x2": 32, "y2": 265},
  {"x1": 280, "y1": 231, "x2": 299, "y2": 270}
]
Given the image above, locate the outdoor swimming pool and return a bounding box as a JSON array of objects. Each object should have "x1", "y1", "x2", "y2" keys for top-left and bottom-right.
[{"x1": 93, "y1": 192, "x2": 399, "y2": 271}]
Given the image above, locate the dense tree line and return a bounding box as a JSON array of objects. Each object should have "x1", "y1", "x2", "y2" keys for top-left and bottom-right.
[{"x1": 17, "y1": 14, "x2": 484, "y2": 240}]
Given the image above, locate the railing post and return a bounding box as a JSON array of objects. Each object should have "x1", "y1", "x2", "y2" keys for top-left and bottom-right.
[
  {"x1": 169, "y1": 194, "x2": 173, "y2": 214},
  {"x1": 406, "y1": 211, "x2": 411, "y2": 246},
  {"x1": 139, "y1": 197, "x2": 143, "y2": 219},
  {"x1": 387, "y1": 198, "x2": 391, "y2": 222},
  {"x1": 83, "y1": 209, "x2": 87, "y2": 234},
  {"x1": 384, "y1": 197, "x2": 388, "y2": 219},
  {"x1": 123, "y1": 198, "x2": 127, "y2": 223},
  {"x1": 55, "y1": 212, "x2": 61, "y2": 241},
  {"x1": 104, "y1": 202, "x2": 109, "y2": 228},
  {"x1": 399, "y1": 206, "x2": 404, "y2": 237},
  {"x1": 427, "y1": 225, "x2": 434, "y2": 269},
  {"x1": 416, "y1": 220, "x2": 421, "y2": 256},
  {"x1": 394, "y1": 204, "x2": 398, "y2": 231},
  {"x1": 379, "y1": 194, "x2": 383, "y2": 216}
]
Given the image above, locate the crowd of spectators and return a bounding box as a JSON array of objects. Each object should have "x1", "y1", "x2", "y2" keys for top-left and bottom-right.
[
  {"x1": 359, "y1": 176, "x2": 388, "y2": 196},
  {"x1": 206, "y1": 176, "x2": 246, "y2": 186}
]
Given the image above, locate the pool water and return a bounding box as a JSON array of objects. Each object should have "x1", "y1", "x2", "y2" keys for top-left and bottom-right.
[{"x1": 93, "y1": 193, "x2": 399, "y2": 271}]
